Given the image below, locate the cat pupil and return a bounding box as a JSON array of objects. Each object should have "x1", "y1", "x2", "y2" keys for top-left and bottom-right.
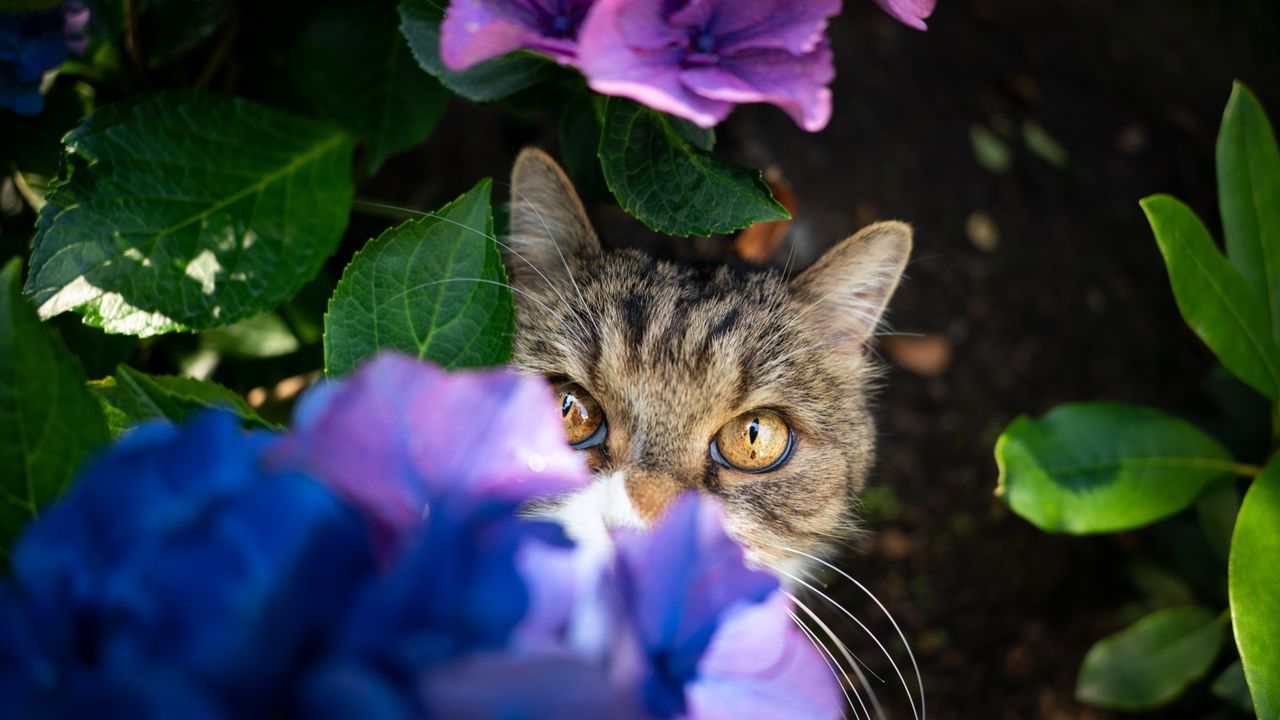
[{"x1": 749, "y1": 419, "x2": 759, "y2": 444}]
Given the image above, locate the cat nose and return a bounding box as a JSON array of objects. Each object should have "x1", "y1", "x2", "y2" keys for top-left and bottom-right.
[{"x1": 622, "y1": 467, "x2": 688, "y2": 524}]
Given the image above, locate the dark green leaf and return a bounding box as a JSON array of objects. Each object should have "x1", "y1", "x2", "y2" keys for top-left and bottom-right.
[
  {"x1": 598, "y1": 98, "x2": 788, "y2": 237},
  {"x1": 995, "y1": 402, "x2": 1237, "y2": 533},
  {"x1": 1217, "y1": 82, "x2": 1280, "y2": 350},
  {"x1": 1211, "y1": 661, "x2": 1256, "y2": 715},
  {"x1": 1143, "y1": 194, "x2": 1280, "y2": 399},
  {"x1": 558, "y1": 92, "x2": 608, "y2": 201},
  {"x1": 398, "y1": 0, "x2": 557, "y2": 102},
  {"x1": 294, "y1": 2, "x2": 446, "y2": 174},
  {"x1": 90, "y1": 364, "x2": 275, "y2": 434},
  {"x1": 1076, "y1": 607, "x2": 1226, "y2": 710},
  {"x1": 25, "y1": 92, "x2": 355, "y2": 336},
  {"x1": 0, "y1": 258, "x2": 108, "y2": 557},
  {"x1": 1195, "y1": 482, "x2": 1240, "y2": 563},
  {"x1": 140, "y1": 0, "x2": 236, "y2": 66},
  {"x1": 324, "y1": 179, "x2": 513, "y2": 376},
  {"x1": 1229, "y1": 454, "x2": 1280, "y2": 718}
]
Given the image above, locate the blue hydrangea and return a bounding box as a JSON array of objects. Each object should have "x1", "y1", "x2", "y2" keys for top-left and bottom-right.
[
  {"x1": 0, "y1": 413, "x2": 378, "y2": 718},
  {"x1": 0, "y1": 1, "x2": 88, "y2": 116},
  {"x1": 0, "y1": 353, "x2": 841, "y2": 718}
]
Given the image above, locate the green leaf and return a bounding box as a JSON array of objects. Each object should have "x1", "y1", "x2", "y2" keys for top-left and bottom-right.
[
  {"x1": 324, "y1": 179, "x2": 513, "y2": 376},
  {"x1": 26, "y1": 92, "x2": 355, "y2": 336},
  {"x1": 598, "y1": 98, "x2": 788, "y2": 237},
  {"x1": 0, "y1": 258, "x2": 108, "y2": 557},
  {"x1": 1229, "y1": 454, "x2": 1280, "y2": 719},
  {"x1": 398, "y1": 0, "x2": 558, "y2": 102},
  {"x1": 558, "y1": 93, "x2": 609, "y2": 202},
  {"x1": 1217, "y1": 82, "x2": 1280, "y2": 350},
  {"x1": 294, "y1": 2, "x2": 446, "y2": 174},
  {"x1": 90, "y1": 364, "x2": 275, "y2": 435},
  {"x1": 995, "y1": 402, "x2": 1237, "y2": 533},
  {"x1": 1076, "y1": 606, "x2": 1226, "y2": 710},
  {"x1": 1212, "y1": 661, "x2": 1256, "y2": 715},
  {"x1": 200, "y1": 312, "x2": 300, "y2": 359},
  {"x1": 1195, "y1": 482, "x2": 1240, "y2": 563},
  {"x1": 1143, "y1": 194, "x2": 1280, "y2": 399}
]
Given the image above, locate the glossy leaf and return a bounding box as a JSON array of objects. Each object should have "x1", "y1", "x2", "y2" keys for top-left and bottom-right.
[
  {"x1": 0, "y1": 259, "x2": 108, "y2": 557},
  {"x1": 90, "y1": 365, "x2": 275, "y2": 435},
  {"x1": 598, "y1": 98, "x2": 789, "y2": 237},
  {"x1": 294, "y1": 2, "x2": 446, "y2": 174},
  {"x1": 1217, "y1": 82, "x2": 1280, "y2": 349},
  {"x1": 1076, "y1": 607, "x2": 1226, "y2": 710},
  {"x1": 26, "y1": 92, "x2": 355, "y2": 336},
  {"x1": 324, "y1": 179, "x2": 513, "y2": 376},
  {"x1": 1229, "y1": 455, "x2": 1280, "y2": 719},
  {"x1": 1142, "y1": 194, "x2": 1280, "y2": 399},
  {"x1": 995, "y1": 402, "x2": 1237, "y2": 533},
  {"x1": 398, "y1": 0, "x2": 558, "y2": 102}
]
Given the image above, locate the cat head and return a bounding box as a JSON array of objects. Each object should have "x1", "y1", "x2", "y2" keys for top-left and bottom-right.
[{"x1": 505, "y1": 149, "x2": 911, "y2": 570}]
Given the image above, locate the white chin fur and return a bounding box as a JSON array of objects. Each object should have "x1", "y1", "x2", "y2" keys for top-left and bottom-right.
[{"x1": 533, "y1": 470, "x2": 647, "y2": 553}]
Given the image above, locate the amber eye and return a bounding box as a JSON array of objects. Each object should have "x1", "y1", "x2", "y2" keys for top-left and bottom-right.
[
  {"x1": 710, "y1": 410, "x2": 793, "y2": 472},
  {"x1": 557, "y1": 382, "x2": 607, "y2": 449}
]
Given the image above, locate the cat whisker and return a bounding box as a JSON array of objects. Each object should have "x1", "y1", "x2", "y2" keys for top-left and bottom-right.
[
  {"x1": 502, "y1": 181, "x2": 603, "y2": 338},
  {"x1": 786, "y1": 607, "x2": 864, "y2": 720},
  {"x1": 352, "y1": 199, "x2": 596, "y2": 346},
  {"x1": 386, "y1": 277, "x2": 591, "y2": 350},
  {"x1": 770, "y1": 543, "x2": 926, "y2": 720},
  {"x1": 787, "y1": 592, "x2": 882, "y2": 720}
]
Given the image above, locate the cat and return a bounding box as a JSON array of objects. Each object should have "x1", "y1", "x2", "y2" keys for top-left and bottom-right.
[{"x1": 505, "y1": 148, "x2": 911, "y2": 573}]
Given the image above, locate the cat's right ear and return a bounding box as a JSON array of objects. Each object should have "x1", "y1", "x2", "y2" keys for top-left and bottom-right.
[{"x1": 507, "y1": 148, "x2": 603, "y2": 291}]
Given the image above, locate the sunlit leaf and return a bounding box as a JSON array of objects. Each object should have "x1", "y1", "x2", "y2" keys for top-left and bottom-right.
[
  {"x1": 1143, "y1": 194, "x2": 1280, "y2": 399},
  {"x1": 996, "y1": 402, "x2": 1237, "y2": 533},
  {"x1": 1229, "y1": 454, "x2": 1280, "y2": 718},
  {"x1": 1217, "y1": 81, "x2": 1280, "y2": 350},
  {"x1": 90, "y1": 365, "x2": 275, "y2": 435},
  {"x1": 26, "y1": 92, "x2": 355, "y2": 336},
  {"x1": 324, "y1": 179, "x2": 512, "y2": 376}
]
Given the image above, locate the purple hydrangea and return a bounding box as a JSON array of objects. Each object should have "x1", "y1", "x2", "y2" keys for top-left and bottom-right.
[
  {"x1": 0, "y1": 1, "x2": 88, "y2": 116},
  {"x1": 270, "y1": 353, "x2": 591, "y2": 557},
  {"x1": 588, "y1": 493, "x2": 844, "y2": 719},
  {"x1": 441, "y1": 0, "x2": 596, "y2": 69},
  {"x1": 0, "y1": 352, "x2": 843, "y2": 718},
  {"x1": 575, "y1": 0, "x2": 840, "y2": 131}
]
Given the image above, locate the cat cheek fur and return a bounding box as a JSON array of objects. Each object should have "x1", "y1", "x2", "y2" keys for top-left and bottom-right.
[{"x1": 504, "y1": 148, "x2": 911, "y2": 569}]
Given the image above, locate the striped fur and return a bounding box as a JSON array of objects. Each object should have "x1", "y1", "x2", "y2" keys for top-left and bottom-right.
[{"x1": 506, "y1": 149, "x2": 911, "y2": 567}]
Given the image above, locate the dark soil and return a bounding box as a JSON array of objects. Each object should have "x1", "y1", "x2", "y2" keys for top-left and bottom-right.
[{"x1": 368, "y1": 1, "x2": 1280, "y2": 716}]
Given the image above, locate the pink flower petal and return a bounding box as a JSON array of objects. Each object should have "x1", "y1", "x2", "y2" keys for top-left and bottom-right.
[
  {"x1": 681, "y1": 45, "x2": 835, "y2": 132},
  {"x1": 874, "y1": 0, "x2": 938, "y2": 30}
]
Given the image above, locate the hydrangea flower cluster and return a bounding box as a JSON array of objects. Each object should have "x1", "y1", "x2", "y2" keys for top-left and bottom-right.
[
  {"x1": 440, "y1": 0, "x2": 937, "y2": 132},
  {"x1": 0, "y1": 1, "x2": 88, "y2": 116},
  {"x1": 0, "y1": 353, "x2": 840, "y2": 719}
]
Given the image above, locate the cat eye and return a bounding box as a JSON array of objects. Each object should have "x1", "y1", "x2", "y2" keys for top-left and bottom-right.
[
  {"x1": 556, "y1": 382, "x2": 607, "y2": 449},
  {"x1": 710, "y1": 410, "x2": 793, "y2": 473}
]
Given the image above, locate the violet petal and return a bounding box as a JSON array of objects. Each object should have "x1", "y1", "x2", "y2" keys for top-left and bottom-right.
[
  {"x1": 680, "y1": 45, "x2": 835, "y2": 132},
  {"x1": 874, "y1": 0, "x2": 937, "y2": 30}
]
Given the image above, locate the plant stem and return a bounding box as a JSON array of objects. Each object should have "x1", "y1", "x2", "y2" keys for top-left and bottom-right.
[
  {"x1": 1232, "y1": 462, "x2": 1265, "y2": 478},
  {"x1": 122, "y1": 0, "x2": 148, "y2": 84}
]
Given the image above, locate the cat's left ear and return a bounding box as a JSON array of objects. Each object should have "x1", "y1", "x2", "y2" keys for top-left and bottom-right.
[
  {"x1": 506, "y1": 148, "x2": 603, "y2": 291},
  {"x1": 790, "y1": 222, "x2": 912, "y2": 348}
]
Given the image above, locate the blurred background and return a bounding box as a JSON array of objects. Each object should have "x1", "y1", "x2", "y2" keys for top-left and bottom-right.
[{"x1": 370, "y1": 1, "x2": 1278, "y2": 716}]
